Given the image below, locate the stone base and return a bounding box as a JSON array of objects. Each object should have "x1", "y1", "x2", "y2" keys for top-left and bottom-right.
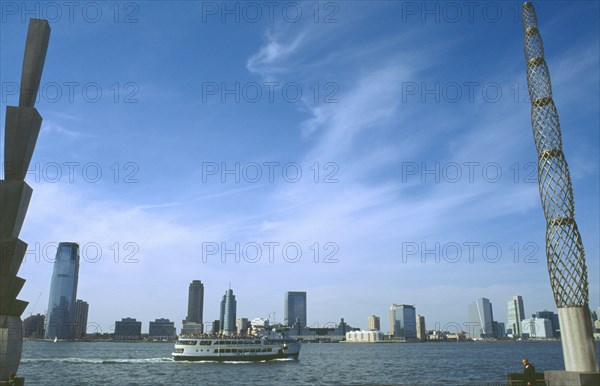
[
  {"x1": 545, "y1": 370, "x2": 600, "y2": 386},
  {"x1": 0, "y1": 377, "x2": 24, "y2": 386},
  {"x1": 0, "y1": 316, "x2": 23, "y2": 380}
]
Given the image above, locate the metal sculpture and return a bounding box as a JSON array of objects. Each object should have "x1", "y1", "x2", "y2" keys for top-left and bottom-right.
[
  {"x1": 521, "y1": 2, "x2": 598, "y2": 372},
  {"x1": 0, "y1": 19, "x2": 51, "y2": 382}
]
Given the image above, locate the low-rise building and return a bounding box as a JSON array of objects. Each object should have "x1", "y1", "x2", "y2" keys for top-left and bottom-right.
[
  {"x1": 149, "y1": 318, "x2": 176, "y2": 341},
  {"x1": 346, "y1": 330, "x2": 384, "y2": 342},
  {"x1": 114, "y1": 317, "x2": 142, "y2": 340}
]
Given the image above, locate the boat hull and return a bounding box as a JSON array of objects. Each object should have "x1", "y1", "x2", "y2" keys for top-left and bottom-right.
[{"x1": 173, "y1": 352, "x2": 299, "y2": 362}]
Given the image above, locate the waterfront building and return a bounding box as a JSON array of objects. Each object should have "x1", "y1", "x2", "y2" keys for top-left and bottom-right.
[
  {"x1": 521, "y1": 317, "x2": 552, "y2": 339},
  {"x1": 181, "y1": 280, "x2": 204, "y2": 335},
  {"x1": 219, "y1": 288, "x2": 237, "y2": 334},
  {"x1": 74, "y1": 299, "x2": 89, "y2": 339},
  {"x1": 251, "y1": 317, "x2": 269, "y2": 327},
  {"x1": 389, "y1": 304, "x2": 417, "y2": 339},
  {"x1": 346, "y1": 330, "x2": 384, "y2": 342},
  {"x1": 236, "y1": 317, "x2": 249, "y2": 335},
  {"x1": 493, "y1": 321, "x2": 505, "y2": 338},
  {"x1": 211, "y1": 320, "x2": 220, "y2": 334},
  {"x1": 114, "y1": 317, "x2": 142, "y2": 340},
  {"x1": 507, "y1": 295, "x2": 525, "y2": 338},
  {"x1": 284, "y1": 291, "x2": 307, "y2": 327},
  {"x1": 416, "y1": 314, "x2": 426, "y2": 341},
  {"x1": 286, "y1": 318, "x2": 355, "y2": 342},
  {"x1": 149, "y1": 318, "x2": 176, "y2": 340},
  {"x1": 44, "y1": 242, "x2": 80, "y2": 340},
  {"x1": 534, "y1": 310, "x2": 560, "y2": 338},
  {"x1": 23, "y1": 314, "x2": 45, "y2": 339},
  {"x1": 367, "y1": 315, "x2": 380, "y2": 331},
  {"x1": 467, "y1": 298, "x2": 494, "y2": 339}
]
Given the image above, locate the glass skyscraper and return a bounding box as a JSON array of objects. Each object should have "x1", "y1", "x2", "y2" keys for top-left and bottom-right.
[
  {"x1": 284, "y1": 291, "x2": 307, "y2": 327},
  {"x1": 219, "y1": 288, "x2": 236, "y2": 334},
  {"x1": 467, "y1": 297, "x2": 495, "y2": 339},
  {"x1": 507, "y1": 295, "x2": 525, "y2": 338},
  {"x1": 389, "y1": 304, "x2": 417, "y2": 339},
  {"x1": 44, "y1": 242, "x2": 80, "y2": 339}
]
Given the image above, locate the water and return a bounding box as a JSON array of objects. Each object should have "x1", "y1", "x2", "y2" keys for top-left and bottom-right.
[{"x1": 18, "y1": 340, "x2": 600, "y2": 385}]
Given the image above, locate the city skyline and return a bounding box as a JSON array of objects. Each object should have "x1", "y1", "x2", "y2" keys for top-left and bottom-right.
[
  {"x1": 1, "y1": 2, "x2": 598, "y2": 335},
  {"x1": 32, "y1": 278, "x2": 594, "y2": 336}
]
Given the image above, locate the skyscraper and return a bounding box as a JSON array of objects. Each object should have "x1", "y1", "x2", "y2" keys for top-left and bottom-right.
[
  {"x1": 389, "y1": 304, "x2": 417, "y2": 339},
  {"x1": 467, "y1": 297, "x2": 494, "y2": 339},
  {"x1": 74, "y1": 299, "x2": 89, "y2": 340},
  {"x1": 284, "y1": 291, "x2": 307, "y2": 327},
  {"x1": 181, "y1": 280, "x2": 204, "y2": 335},
  {"x1": 416, "y1": 314, "x2": 426, "y2": 341},
  {"x1": 219, "y1": 288, "x2": 236, "y2": 334},
  {"x1": 44, "y1": 242, "x2": 80, "y2": 339},
  {"x1": 236, "y1": 317, "x2": 249, "y2": 335},
  {"x1": 507, "y1": 295, "x2": 525, "y2": 338},
  {"x1": 367, "y1": 315, "x2": 380, "y2": 331}
]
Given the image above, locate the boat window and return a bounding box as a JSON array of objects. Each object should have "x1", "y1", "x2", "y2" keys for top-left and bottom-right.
[
  {"x1": 199, "y1": 340, "x2": 212, "y2": 345},
  {"x1": 177, "y1": 340, "x2": 197, "y2": 345}
]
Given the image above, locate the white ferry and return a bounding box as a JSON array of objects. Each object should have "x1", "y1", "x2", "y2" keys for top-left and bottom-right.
[{"x1": 172, "y1": 334, "x2": 301, "y2": 362}]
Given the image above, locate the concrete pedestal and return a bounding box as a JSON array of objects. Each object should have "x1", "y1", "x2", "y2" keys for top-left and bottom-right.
[
  {"x1": 545, "y1": 370, "x2": 600, "y2": 386},
  {"x1": 0, "y1": 316, "x2": 23, "y2": 380},
  {"x1": 558, "y1": 307, "x2": 599, "y2": 372}
]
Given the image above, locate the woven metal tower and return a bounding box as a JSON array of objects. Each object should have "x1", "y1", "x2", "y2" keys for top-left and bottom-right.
[{"x1": 521, "y1": 2, "x2": 598, "y2": 372}]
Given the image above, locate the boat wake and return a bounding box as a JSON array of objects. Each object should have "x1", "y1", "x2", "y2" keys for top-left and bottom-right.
[{"x1": 21, "y1": 357, "x2": 173, "y2": 364}]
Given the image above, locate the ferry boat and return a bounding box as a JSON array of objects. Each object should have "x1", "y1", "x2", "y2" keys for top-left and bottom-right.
[{"x1": 172, "y1": 333, "x2": 301, "y2": 362}]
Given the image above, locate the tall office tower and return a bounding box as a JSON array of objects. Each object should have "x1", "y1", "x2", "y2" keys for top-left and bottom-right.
[
  {"x1": 181, "y1": 280, "x2": 204, "y2": 335},
  {"x1": 236, "y1": 317, "x2": 249, "y2": 335},
  {"x1": 389, "y1": 304, "x2": 417, "y2": 339},
  {"x1": 507, "y1": 295, "x2": 526, "y2": 338},
  {"x1": 284, "y1": 291, "x2": 307, "y2": 327},
  {"x1": 416, "y1": 314, "x2": 426, "y2": 341},
  {"x1": 219, "y1": 288, "x2": 237, "y2": 334},
  {"x1": 74, "y1": 299, "x2": 89, "y2": 339},
  {"x1": 467, "y1": 298, "x2": 494, "y2": 339},
  {"x1": 367, "y1": 315, "x2": 380, "y2": 331},
  {"x1": 44, "y1": 243, "x2": 80, "y2": 339}
]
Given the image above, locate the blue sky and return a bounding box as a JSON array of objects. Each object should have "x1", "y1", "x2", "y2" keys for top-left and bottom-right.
[{"x1": 1, "y1": 1, "x2": 598, "y2": 334}]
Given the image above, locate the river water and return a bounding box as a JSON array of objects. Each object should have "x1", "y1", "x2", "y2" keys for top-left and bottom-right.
[{"x1": 18, "y1": 340, "x2": 600, "y2": 385}]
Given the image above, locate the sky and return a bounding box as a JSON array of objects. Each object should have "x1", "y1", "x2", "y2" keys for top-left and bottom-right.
[{"x1": 1, "y1": 1, "x2": 598, "y2": 335}]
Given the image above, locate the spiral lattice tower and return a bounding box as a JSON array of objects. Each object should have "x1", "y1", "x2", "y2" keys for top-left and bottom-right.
[{"x1": 521, "y1": 2, "x2": 598, "y2": 372}]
